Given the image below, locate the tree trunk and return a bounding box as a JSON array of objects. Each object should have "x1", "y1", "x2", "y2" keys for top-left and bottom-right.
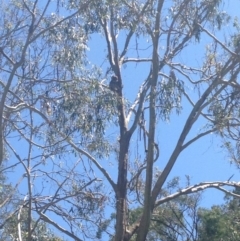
[
  {"x1": 136, "y1": 1, "x2": 163, "y2": 240},
  {"x1": 114, "y1": 71, "x2": 131, "y2": 241},
  {"x1": 115, "y1": 134, "x2": 130, "y2": 241}
]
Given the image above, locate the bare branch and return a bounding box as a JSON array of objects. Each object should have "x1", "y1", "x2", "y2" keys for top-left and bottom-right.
[
  {"x1": 155, "y1": 181, "x2": 240, "y2": 207},
  {"x1": 37, "y1": 211, "x2": 84, "y2": 241}
]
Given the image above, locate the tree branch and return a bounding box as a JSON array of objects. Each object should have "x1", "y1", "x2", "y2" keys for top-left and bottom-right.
[
  {"x1": 37, "y1": 211, "x2": 84, "y2": 241},
  {"x1": 155, "y1": 181, "x2": 240, "y2": 207}
]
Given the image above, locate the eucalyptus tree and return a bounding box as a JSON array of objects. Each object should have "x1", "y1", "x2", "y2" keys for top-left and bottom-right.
[
  {"x1": 1, "y1": 0, "x2": 240, "y2": 241},
  {"x1": 0, "y1": 0, "x2": 94, "y2": 240}
]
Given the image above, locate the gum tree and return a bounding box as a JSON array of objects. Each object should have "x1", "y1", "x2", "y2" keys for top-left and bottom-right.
[
  {"x1": 1, "y1": 0, "x2": 240, "y2": 241},
  {"x1": 0, "y1": 0, "x2": 92, "y2": 240}
]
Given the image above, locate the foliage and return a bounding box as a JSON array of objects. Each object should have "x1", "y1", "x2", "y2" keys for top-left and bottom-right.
[
  {"x1": 1, "y1": 213, "x2": 64, "y2": 241},
  {"x1": 197, "y1": 189, "x2": 240, "y2": 241},
  {"x1": 0, "y1": 173, "x2": 63, "y2": 241},
  {"x1": 1, "y1": 0, "x2": 240, "y2": 240}
]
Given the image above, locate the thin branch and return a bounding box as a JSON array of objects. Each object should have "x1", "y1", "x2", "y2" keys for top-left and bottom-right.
[
  {"x1": 63, "y1": 135, "x2": 117, "y2": 193},
  {"x1": 182, "y1": 128, "x2": 217, "y2": 150},
  {"x1": 29, "y1": 3, "x2": 90, "y2": 44},
  {"x1": 128, "y1": 73, "x2": 151, "y2": 135},
  {"x1": 37, "y1": 211, "x2": 84, "y2": 241},
  {"x1": 199, "y1": 24, "x2": 236, "y2": 56},
  {"x1": 155, "y1": 181, "x2": 240, "y2": 207},
  {"x1": 119, "y1": 1, "x2": 148, "y2": 62},
  {"x1": 0, "y1": 48, "x2": 15, "y2": 65},
  {"x1": 122, "y1": 58, "x2": 152, "y2": 64},
  {"x1": 119, "y1": 29, "x2": 134, "y2": 62},
  {"x1": 100, "y1": 18, "x2": 115, "y2": 70}
]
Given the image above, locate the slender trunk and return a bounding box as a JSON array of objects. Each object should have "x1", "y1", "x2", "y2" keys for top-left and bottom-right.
[
  {"x1": 115, "y1": 133, "x2": 130, "y2": 241},
  {"x1": 114, "y1": 73, "x2": 130, "y2": 241},
  {"x1": 136, "y1": 83, "x2": 157, "y2": 241},
  {"x1": 136, "y1": 1, "x2": 163, "y2": 240}
]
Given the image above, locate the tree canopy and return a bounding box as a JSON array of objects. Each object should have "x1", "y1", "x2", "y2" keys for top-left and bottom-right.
[
  {"x1": 197, "y1": 187, "x2": 240, "y2": 241},
  {"x1": 1, "y1": 0, "x2": 240, "y2": 240}
]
